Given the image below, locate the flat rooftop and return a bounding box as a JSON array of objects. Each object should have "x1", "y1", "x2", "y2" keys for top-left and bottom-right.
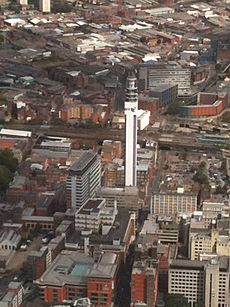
[
  {"x1": 0, "y1": 128, "x2": 32, "y2": 138},
  {"x1": 35, "y1": 250, "x2": 117, "y2": 287},
  {"x1": 171, "y1": 256, "x2": 229, "y2": 271},
  {"x1": 78, "y1": 198, "x2": 105, "y2": 215},
  {"x1": 69, "y1": 151, "x2": 98, "y2": 175},
  {"x1": 69, "y1": 207, "x2": 131, "y2": 247}
]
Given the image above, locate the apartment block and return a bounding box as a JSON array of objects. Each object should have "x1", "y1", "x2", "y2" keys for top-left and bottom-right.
[{"x1": 59, "y1": 104, "x2": 93, "y2": 122}]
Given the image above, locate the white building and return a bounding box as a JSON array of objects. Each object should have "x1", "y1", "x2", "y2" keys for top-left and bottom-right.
[
  {"x1": 145, "y1": 7, "x2": 175, "y2": 16},
  {"x1": 66, "y1": 151, "x2": 101, "y2": 210},
  {"x1": 137, "y1": 109, "x2": 150, "y2": 130},
  {"x1": 18, "y1": 0, "x2": 28, "y2": 5},
  {"x1": 124, "y1": 76, "x2": 138, "y2": 187},
  {"x1": 0, "y1": 128, "x2": 31, "y2": 138},
  {"x1": 0, "y1": 230, "x2": 21, "y2": 251},
  {"x1": 39, "y1": 0, "x2": 50, "y2": 13},
  {"x1": 75, "y1": 198, "x2": 117, "y2": 233}
]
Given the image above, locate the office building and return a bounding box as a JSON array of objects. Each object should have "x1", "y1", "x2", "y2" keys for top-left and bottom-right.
[
  {"x1": 139, "y1": 64, "x2": 191, "y2": 96},
  {"x1": 152, "y1": 189, "x2": 197, "y2": 216},
  {"x1": 68, "y1": 205, "x2": 136, "y2": 261},
  {"x1": 150, "y1": 84, "x2": 178, "y2": 106},
  {"x1": 189, "y1": 218, "x2": 230, "y2": 260},
  {"x1": 169, "y1": 257, "x2": 230, "y2": 307},
  {"x1": 75, "y1": 198, "x2": 117, "y2": 232},
  {"x1": 35, "y1": 250, "x2": 119, "y2": 306},
  {"x1": 96, "y1": 186, "x2": 142, "y2": 211},
  {"x1": 124, "y1": 75, "x2": 138, "y2": 187},
  {"x1": 39, "y1": 0, "x2": 50, "y2": 13},
  {"x1": 66, "y1": 151, "x2": 101, "y2": 210},
  {"x1": 140, "y1": 215, "x2": 179, "y2": 244},
  {"x1": 131, "y1": 260, "x2": 158, "y2": 307}
]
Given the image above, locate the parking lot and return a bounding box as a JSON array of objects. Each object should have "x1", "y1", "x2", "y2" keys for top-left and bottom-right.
[{"x1": 7, "y1": 236, "x2": 42, "y2": 272}]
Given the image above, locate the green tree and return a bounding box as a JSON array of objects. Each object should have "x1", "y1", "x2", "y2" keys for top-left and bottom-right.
[
  {"x1": 0, "y1": 149, "x2": 18, "y2": 195},
  {"x1": 165, "y1": 294, "x2": 190, "y2": 307},
  {"x1": 0, "y1": 149, "x2": 18, "y2": 173},
  {"x1": 193, "y1": 162, "x2": 208, "y2": 185},
  {"x1": 199, "y1": 161, "x2": 206, "y2": 169},
  {"x1": 0, "y1": 165, "x2": 13, "y2": 192}
]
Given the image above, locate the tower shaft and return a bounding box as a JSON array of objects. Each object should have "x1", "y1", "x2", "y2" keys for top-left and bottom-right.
[{"x1": 124, "y1": 76, "x2": 138, "y2": 187}]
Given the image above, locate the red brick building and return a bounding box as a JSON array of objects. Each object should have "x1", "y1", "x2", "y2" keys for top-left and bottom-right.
[
  {"x1": 35, "y1": 251, "x2": 119, "y2": 306},
  {"x1": 131, "y1": 261, "x2": 158, "y2": 307},
  {"x1": 179, "y1": 92, "x2": 228, "y2": 117}
]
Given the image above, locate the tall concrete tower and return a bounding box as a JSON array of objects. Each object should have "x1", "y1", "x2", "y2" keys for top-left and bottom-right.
[{"x1": 124, "y1": 75, "x2": 138, "y2": 187}]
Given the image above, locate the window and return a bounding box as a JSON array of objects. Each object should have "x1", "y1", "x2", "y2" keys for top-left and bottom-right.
[
  {"x1": 53, "y1": 289, "x2": 58, "y2": 302},
  {"x1": 100, "y1": 294, "x2": 108, "y2": 304},
  {"x1": 90, "y1": 293, "x2": 98, "y2": 304}
]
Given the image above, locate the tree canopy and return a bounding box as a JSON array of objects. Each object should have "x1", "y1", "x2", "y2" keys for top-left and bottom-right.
[
  {"x1": 193, "y1": 161, "x2": 209, "y2": 185},
  {"x1": 165, "y1": 294, "x2": 190, "y2": 307},
  {"x1": 0, "y1": 149, "x2": 18, "y2": 195}
]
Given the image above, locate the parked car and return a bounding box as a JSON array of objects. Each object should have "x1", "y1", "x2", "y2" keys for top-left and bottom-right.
[{"x1": 20, "y1": 244, "x2": 27, "y2": 251}]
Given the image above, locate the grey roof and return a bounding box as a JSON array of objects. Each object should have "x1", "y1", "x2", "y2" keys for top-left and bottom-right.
[
  {"x1": 69, "y1": 151, "x2": 98, "y2": 175},
  {"x1": 69, "y1": 207, "x2": 131, "y2": 247},
  {"x1": 36, "y1": 251, "x2": 117, "y2": 287},
  {"x1": 88, "y1": 263, "x2": 117, "y2": 279},
  {"x1": 0, "y1": 230, "x2": 21, "y2": 247},
  {"x1": 170, "y1": 259, "x2": 205, "y2": 270},
  {"x1": 36, "y1": 251, "x2": 94, "y2": 287},
  {"x1": 9, "y1": 175, "x2": 27, "y2": 188},
  {"x1": 21, "y1": 216, "x2": 53, "y2": 222},
  {"x1": 170, "y1": 256, "x2": 229, "y2": 271}
]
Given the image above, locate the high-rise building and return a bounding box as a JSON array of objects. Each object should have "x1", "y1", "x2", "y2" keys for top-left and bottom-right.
[
  {"x1": 66, "y1": 151, "x2": 101, "y2": 210},
  {"x1": 39, "y1": 0, "x2": 50, "y2": 13},
  {"x1": 168, "y1": 257, "x2": 230, "y2": 307},
  {"x1": 124, "y1": 76, "x2": 138, "y2": 187}
]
